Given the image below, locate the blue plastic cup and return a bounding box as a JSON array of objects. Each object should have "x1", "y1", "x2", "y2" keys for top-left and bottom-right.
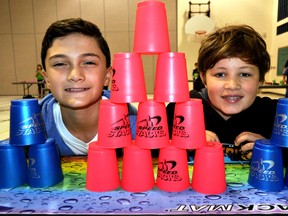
[
  {"x1": 0, "y1": 140, "x2": 27, "y2": 189},
  {"x1": 248, "y1": 139, "x2": 284, "y2": 192},
  {"x1": 28, "y1": 138, "x2": 63, "y2": 188},
  {"x1": 10, "y1": 99, "x2": 46, "y2": 146},
  {"x1": 271, "y1": 98, "x2": 288, "y2": 147}
]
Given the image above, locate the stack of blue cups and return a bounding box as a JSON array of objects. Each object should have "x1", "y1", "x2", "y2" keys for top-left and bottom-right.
[
  {"x1": 270, "y1": 98, "x2": 288, "y2": 187},
  {"x1": 248, "y1": 98, "x2": 288, "y2": 191},
  {"x1": 0, "y1": 99, "x2": 63, "y2": 189}
]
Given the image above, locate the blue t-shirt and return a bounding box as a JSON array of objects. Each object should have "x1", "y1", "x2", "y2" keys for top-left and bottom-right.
[{"x1": 39, "y1": 90, "x2": 137, "y2": 156}]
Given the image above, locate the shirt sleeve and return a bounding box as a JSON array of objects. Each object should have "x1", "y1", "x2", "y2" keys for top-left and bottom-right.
[
  {"x1": 283, "y1": 67, "x2": 288, "y2": 75},
  {"x1": 285, "y1": 60, "x2": 288, "y2": 68}
]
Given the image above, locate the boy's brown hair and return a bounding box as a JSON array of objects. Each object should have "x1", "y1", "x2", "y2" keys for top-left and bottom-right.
[{"x1": 198, "y1": 25, "x2": 270, "y2": 83}]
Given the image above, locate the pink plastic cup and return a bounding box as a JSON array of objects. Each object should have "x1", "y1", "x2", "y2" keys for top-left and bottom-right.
[
  {"x1": 86, "y1": 141, "x2": 120, "y2": 192},
  {"x1": 133, "y1": 0, "x2": 170, "y2": 54},
  {"x1": 154, "y1": 52, "x2": 189, "y2": 102},
  {"x1": 192, "y1": 141, "x2": 227, "y2": 194},
  {"x1": 172, "y1": 99, "x2": 206, "y2": 149},
  {"x1": 110, "y1": 52, "x2": 147, "y2": 103},
  {"x1": 135, "y1": 99, "x2": 169, "y2": 149},
  {"x1": 97, "y1": 100, "x2": 132, "y2": 148},
  {"x1": 156, "y1": 144, "x2": 190, "y2": 192},
  {"x1": 121, "y1": 142, "x2": 155, "y2": 192}
]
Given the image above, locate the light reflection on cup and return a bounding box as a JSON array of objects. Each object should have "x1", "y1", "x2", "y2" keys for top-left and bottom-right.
[
  {"x1": 10, "y1": 99, "x2": 46, "y2": 146},
  {"x1": 111, "y1": 52, "x2": 147, "y2": 103},
  {"x1": 133, "y1": 0, "x2": 170, "y2": 54},
  {"x1": 0, "y1": 140, "x2": 27, "y2": 189},
  {"x1": 154, "y1": 52, "x2": 189, "y2": 102}
]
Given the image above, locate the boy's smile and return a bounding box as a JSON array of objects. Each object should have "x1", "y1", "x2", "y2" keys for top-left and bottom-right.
[
  {"x1": 43, "y1": 33, "x2": 111, "y2": 110},
  {"x1": 203, "y1": 58, "x2": 261, "y2": 120}
]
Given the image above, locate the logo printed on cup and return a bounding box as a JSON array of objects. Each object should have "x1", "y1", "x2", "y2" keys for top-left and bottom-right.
[
  {"x1": 16, "y1": 113, "x2": 44, "y2": 137},
  {"x1": 28, "y1": 138, "x2": 63, "y2": 188},
  {"x1": 136, "y1": 115, "x2": 166, "y2": 138},
  {"x1": 156, "y1": 144, "x2": 190, "y2": 192},
  {"x1": 272, "y1": 113, "x2": 288, "y2": 136},
  {"x1": 249, "y1": 159, "x2": 279, "y2": 182},
  {"x1": 98, "y1": 100, "x2": 132, "y2": 148},
  {"x1": 157, "y1": 159, "x2": 182, "y2": 182},
  {"x1": 10, "y1": 99, "x2": 46, "y2": 146},
  {"x1": 172, "y1": 115, "x2": 189, "y2": 138},
  {"x1": 108, "y1": 114, "x2": 131, "y2": 138},
  {"x1": 111, "y1": 69, "x2": 119, "y2": 92},
  {"x1": 28, "y1": 158, "x2": 40, "y2": 179},
  {"x1": 248, "y1": 139, "x2": 284, "y2": 191},
  {"x1": 171, "y1": 99, "x2": 206, "y2": 149}
]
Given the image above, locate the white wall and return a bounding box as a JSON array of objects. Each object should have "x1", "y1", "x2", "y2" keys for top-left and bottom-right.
[
  {"x1": 1, "y1": 0, "x2": 288, "y2": 95},
  {"x1": 178, "y1": 0, "x2": 288, "y2": 95},
  {"x1": 271, "y1": 0, "x2": 288, "y2": 94},
  {"x1": 0, "y1": 0, "x2": 177, "y2": 95}
]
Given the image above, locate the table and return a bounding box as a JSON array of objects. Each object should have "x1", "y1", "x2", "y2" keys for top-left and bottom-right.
[
  {"x1": 12, "y1": 81, "x2": 44, "y2": 99},
  {"x1": 259, "y1": 84, "x2": 288, "y2": 89},
  {"x1": 1, "y1": 156, "x2": 288, "y2": 215}
]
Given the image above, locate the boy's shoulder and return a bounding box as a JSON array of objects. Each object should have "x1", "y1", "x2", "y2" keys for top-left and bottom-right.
[
  {"x1": 102, "y1": 89, "x2": 111, "y2": 99},
  {"x1": 254, "y1": 96, "x2": 278, "y2": 105},
  {"x1": 283, "y1": 67, "x2": 288, "y2": 75},
  {"x1": 39, "y1": 93, "x2": 56, "y2": 108},
  {"x1": 251, "y1": 96, "x2": 278, "y2": 113}
]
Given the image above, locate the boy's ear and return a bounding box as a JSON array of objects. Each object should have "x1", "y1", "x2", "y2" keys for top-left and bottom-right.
[
  {"x1": 258, "y1": 80, "x2": 264, "y2": 87},
  {"x1": 104, "y1": 66, "x2": 113, "y2": 86},
  {"x1": 42, "y1": 71, "x2": 51, "y2": 88},
  {"x1": 200, "y1": 72, "x2": 206, "y2": 86}
]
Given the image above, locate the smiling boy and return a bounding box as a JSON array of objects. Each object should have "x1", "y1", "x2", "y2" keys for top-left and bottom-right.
[
  {"x1": 167, "y1": 25, "x2": 278, "y2": 160},
  {"x1": 40, "y1": 18, "x2": 137, "y2": 155}
]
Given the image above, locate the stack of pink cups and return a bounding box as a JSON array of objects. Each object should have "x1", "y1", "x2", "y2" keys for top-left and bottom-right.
[
  {"x1": 86, "y1": 100, "x2": 133, "y2": 192},
  {"x1": 86, "y1": 0, "x2": 226, "y2": 194}
]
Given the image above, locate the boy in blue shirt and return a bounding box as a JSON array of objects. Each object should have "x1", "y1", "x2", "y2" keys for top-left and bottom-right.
[{"x1": 40, "y1": 18, "x2": 137, "y2": 156}]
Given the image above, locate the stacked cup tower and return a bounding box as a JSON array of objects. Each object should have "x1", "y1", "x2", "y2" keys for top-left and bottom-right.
[
  {"x1": 0, "y1": 98, "x2": 63, "y2": 189},
  {"x1": 246, "y1": 98, "x2": 288, "y2": 192},
  {"x1": 86, "y1": 0, "x2": 226, "y2": 194}
]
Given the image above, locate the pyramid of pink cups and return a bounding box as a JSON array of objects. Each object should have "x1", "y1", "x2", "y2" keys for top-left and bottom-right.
[{"x1": 86, "y1": 0, "x2": 226, "y2": 194}]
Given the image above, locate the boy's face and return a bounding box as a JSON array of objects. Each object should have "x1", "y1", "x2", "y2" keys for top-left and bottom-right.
[
  {"x1": 43, "y1": 33, "x2": 111, "y2": 109},
  {"x1": 201, "y1": 58, "x2": 261, "y2": 120}
]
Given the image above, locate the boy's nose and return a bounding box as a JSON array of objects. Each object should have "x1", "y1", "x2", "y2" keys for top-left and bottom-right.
[
  {"x1": 224, "y1": 78, "x2": 240, "y2": 89},
  {"x1": 68, "y1": 67, "x2": 84, "y2": 81}
]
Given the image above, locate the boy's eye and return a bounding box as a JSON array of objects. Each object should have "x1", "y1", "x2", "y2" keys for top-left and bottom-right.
[
  {"x1": 84, "y1": 61, "x2": 96, "y2": 65},
  {"x1": 215, "y1": 73, "x2": 225, "y2": 77},
  {"x1": 53, "y1": 62, "x2": 66, "y2": 67},
  {"x1": 240, "y1": 73, "x2": 251, "y2": 77}
]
